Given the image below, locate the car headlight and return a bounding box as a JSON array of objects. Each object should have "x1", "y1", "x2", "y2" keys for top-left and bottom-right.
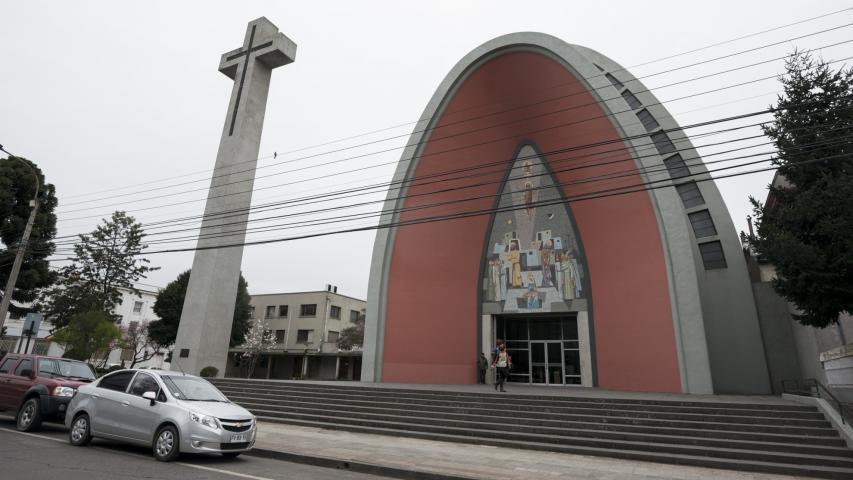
[
  {"x1": 52, "y1": 386, "x2": 76, "y2": 397},
  {"x1": 190, "y1": 411, "x2": 220, "y2": 430}
]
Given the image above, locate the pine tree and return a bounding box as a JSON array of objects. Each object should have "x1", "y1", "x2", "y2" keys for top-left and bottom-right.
[
  {"x1": 0, "y1": 156, "x2": 58, "y2": 317},
  {"x1": 747, "y1": 51, "x2": 853, "y2": 328}
]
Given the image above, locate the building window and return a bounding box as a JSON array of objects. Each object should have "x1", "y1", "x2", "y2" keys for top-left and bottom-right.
[
  {"x1": 132, "y1": 301, "x2": 143, "y2": 314},
  {"x1": 663, "y1": 154, "x2": 690, "y2": 179},
  {"x1": 688, "y1": 210, "x2": 717, "y2": 238},
  {"x1": 698, "y1": 241, "x2": 727, "y2": 269},
  {"x1": 676, "y1": 182, "x2": 705, "y2": 208},
  {"x1": 263, "y1": 329, "x2": 274, "y2": 343},
  {"x1": 651, "y1": 132, "x2": 677, "y2": 156},
  {"x1": 605, "y1": 72, "x2": 624, "y2": 90},
  {"x1": 636, "y1": 109, "x2": 659, "y2": 132},
  {"x1": 264, "y1": 306, "x2": 276, "y2": 318},
  {"x1": 296, "y1": 329, "x2": 314, "y2": 344},
  {"x1": 330, "y1": 306, "x2": 341, "y2": 319},
  {"x1": 327, "y1": 331, "x2": 339, "y2": 343},
  {"x1": 300, "y1": 304, "x2": 317, "y2": 317},
  {"x1": 350, "y1": 310, "x2": 360, "y2": 323},
  {"x1": 621, "y1": 90, "x2": 642, "y2": 110},
  {"x1": 275, "y1": 330, "x2": 286, "y2": 344},
  {"x1": 121, "y1": 349, "x2": 134, "y2": 362},
  {"x1": 278, "y1": 305, "x2": 288, "y2": 318},
  {"x1": 248, "y1": 306, "x2": 255, "y2": 318}
]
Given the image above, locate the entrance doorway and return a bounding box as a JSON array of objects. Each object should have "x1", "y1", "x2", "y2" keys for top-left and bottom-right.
[
  {"x1": 531, "y1": 341, "x2": 565, "y2": 385},
  {"x1": 494, "y1": 315, "x2": 582, "y2": 385}
]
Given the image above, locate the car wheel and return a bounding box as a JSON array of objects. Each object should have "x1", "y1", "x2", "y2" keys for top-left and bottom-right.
[
  {"x1": 153, "y1": 425, "x2": 180, "y2": 462},
  {"x1": 69, "y1": 414, "x2": 92, "y2": 446},
  {"x1": 16, "y1": 398, "x2": 42, "y2": 432},
  {"x1": 221, "y1": 452, "x2": 241, "y2": 459}
]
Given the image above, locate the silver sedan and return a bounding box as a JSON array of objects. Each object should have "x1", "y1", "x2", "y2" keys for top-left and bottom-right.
[{"x1": 65, "y1": 369, "x2": 256, "y2": 461}]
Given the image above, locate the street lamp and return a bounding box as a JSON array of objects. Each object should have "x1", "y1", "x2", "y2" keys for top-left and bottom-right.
[{"x1": 0, "y1": 145, "x2": 41, "y2": 337}]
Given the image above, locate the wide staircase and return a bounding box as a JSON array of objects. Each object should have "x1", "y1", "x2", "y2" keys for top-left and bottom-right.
[{"x1": 211, "y1": 379, "x2": 853, "y2": 479}]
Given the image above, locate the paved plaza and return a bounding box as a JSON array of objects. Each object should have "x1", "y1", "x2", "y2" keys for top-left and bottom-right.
[{"x1": 254, "y1": 421, "x2": 808, "y2": 480}]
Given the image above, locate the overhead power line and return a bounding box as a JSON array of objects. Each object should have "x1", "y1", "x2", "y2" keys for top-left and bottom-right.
[
  {"x1": 53, "y1": 25, "x2": 853, "y2": 212},
  {"x1": 53, "y1": 50, "x2": 853, "y2": 225},
  {"x1": 44, "y1": 120, "x2": 852, "y2": 252}
]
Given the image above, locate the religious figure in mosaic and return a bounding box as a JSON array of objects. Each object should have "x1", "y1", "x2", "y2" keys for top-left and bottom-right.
[
  {"x1": 488, "y1": 254, "x2": 503, "y2": 302},
  {"x1": 481, "y1": 145, "x2": 586, "y2": 313},
  {"x1": 508, "y1": 240, "x2": 523, "y2": 288}
]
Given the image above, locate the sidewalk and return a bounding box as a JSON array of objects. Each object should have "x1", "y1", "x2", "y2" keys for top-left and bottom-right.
[{"x1": 252, "y1": 421, "x2": 807, "y2": 480}]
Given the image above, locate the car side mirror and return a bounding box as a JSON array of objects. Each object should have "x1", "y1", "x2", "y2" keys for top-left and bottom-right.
[{"x1": 142, "y1": 391, "x2": 157, "y2": 406}]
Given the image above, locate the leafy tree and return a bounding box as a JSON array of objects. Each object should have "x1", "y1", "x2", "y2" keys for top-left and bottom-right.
[
  {"x1": 337, "y1": 309, "x2": 365, "y2": 350},
  {"x1": 746, "y1": 51, "x2": 853, "y2": 328},
  {"x1": 0, "y1": 156, "x2": 58, "y2": 317},
  {"x1": 53, "y1": 311, "x2": 122, "y2": 361},
  {"x1": 148, "y1": 269, "x2": 252, "y2": 348},
  {"x1": 42, "y1": 211, "x2": 158, "y2": 329}
]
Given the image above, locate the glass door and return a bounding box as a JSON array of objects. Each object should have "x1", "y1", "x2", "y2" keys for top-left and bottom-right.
[{"x1": 529, "y1": 341, "x2": 564, "y2": 385}]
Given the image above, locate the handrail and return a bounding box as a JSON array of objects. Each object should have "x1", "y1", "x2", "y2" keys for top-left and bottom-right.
[{"x1": 782, "y1": 378, "x2": 853, "y2": 425}]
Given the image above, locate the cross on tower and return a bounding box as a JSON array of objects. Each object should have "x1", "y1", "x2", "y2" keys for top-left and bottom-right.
[
  {"x1": 218, "y1": 18, "x2": 296, "y2": 136},
  {"x1": 172, "y1": 17, "x2": 296, "y2": 377}
]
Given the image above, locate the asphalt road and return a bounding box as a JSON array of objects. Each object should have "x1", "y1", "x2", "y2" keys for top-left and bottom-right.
[{"x1": 0, "y1": 416, "x2": 389, "y2": 480}]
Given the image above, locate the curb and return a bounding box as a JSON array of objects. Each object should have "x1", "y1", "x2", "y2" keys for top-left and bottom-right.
[{"x1": 248, "y1": 447, "x2": 478, "y2": 480}]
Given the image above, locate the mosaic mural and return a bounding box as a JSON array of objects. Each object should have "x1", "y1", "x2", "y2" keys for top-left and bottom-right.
[{"x1": 482, "y1": 146, "x2": 585, "y2": 313}]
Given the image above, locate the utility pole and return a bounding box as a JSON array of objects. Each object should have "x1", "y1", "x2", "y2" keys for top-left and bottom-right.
[{"x1": 0, "y1": 146, "x2": 40, "y2": 337}]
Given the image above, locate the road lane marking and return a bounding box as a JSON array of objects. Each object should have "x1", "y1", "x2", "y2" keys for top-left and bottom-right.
[
  {"x1": 0, "y1": 427, "x2": 66, "y2": 443},
  {"x1": 1, "y1": 426, "x2": 276, "y2": 480},
  {"x1": 175, "y1": 462, "x2": 275, "y2": 480}
]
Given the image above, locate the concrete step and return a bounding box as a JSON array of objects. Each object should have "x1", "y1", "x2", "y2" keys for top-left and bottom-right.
[
  {"x1": 240, "y1": 400, "x2": 849, "y2": 457},
  {"x1": 224, "y1": 390, "x2": 837, "y2": 435},
  {"x1": 231, "y1": 396, "x2": 843, "y2": 446},
  {"x1": 255, "y1": 414, "x2": 853, "y2": 479},
  {"x1": 216, "y1": 385, "x2": 828, "y2": 421},
  {"x1": 212, "y1": 379, "x2": 815, "y2": 411},
  {"x1": 210, "y1": 379, "x2": 853, "y2": 478},
  {"x1": 219, "y1": 389, "x2": 831, "y2": 428}
]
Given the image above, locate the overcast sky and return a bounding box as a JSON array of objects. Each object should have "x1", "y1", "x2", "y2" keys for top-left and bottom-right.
[{"x1": 2, "y1": 1, "x2": 851, "y2": 299}]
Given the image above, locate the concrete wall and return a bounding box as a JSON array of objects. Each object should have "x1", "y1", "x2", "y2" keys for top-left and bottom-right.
[{"x1": 752, "y1": 282, "x2": 801, "y2": 394}]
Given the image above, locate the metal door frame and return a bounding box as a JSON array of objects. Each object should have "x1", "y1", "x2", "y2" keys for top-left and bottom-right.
[{"x1": 529, "y1": 340, "x2": 565, "y2": 386}]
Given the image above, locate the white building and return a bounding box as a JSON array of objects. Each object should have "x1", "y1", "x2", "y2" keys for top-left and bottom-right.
[
  {"x1": 1, "y1": 284, "x2": 168, "y2": 370},
  {"x1": 226, "y1": 286, "x2": 366, "y2": 380},
  {"x1": 102, "y1": 284, "x2": 169, "y2": 370}
]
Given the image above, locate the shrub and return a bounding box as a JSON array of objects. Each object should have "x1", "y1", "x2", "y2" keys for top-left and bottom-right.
[{"x1": 199, "y1": 366, "x2": 219, "y2": 378}]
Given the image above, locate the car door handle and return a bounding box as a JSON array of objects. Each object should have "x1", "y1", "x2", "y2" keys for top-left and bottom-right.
[
  {"x1": 93, "y1": 393, "x2": 101, "y2": 398},
  {"x1": 121, "y1": 401, "x2": 130, "y2": 406}
]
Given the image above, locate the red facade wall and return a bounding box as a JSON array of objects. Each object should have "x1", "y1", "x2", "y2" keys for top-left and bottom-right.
[{"x1": 381, "y1": 51, "x2": 682, "y2": 392}]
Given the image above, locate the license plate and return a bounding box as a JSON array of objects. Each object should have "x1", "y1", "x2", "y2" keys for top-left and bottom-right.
[{"x1": 230, "y1": 434, "x2": 246, "y2": 443}]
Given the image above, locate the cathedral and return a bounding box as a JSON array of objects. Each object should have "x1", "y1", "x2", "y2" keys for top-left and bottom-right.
[{"x1": 362, "y1": 33, "x2": 776, "y2": 394}]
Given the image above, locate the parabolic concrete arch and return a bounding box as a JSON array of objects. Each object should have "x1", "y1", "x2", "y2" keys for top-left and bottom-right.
[{"x1": 362, "y1": 33, "x2": 771, "y2": 394}]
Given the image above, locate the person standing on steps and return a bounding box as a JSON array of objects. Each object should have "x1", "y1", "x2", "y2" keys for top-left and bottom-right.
[
  {"x1": 492, "y1": 343, "x2": 512, "y2": 392},
  {"x1": 477, "y1": 353, "x2": 489, "y2": 384}
]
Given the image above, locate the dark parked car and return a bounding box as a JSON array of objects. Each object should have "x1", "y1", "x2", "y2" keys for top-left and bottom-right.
[{"x1": 0, "y1": 354, "x2": 96, "y2": 431}]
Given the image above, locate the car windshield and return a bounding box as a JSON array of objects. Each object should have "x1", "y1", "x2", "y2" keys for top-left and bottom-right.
[
  {"x1": 38, "y1": 358, "x2": 96, "y2": 381},
  {"x1": 161, "y1": 376, "x2": 229, "y2": 402}
]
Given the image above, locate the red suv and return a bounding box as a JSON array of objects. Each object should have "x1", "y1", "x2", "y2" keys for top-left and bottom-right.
[{"x1": 0, "y1": 353, "x2": 96, "y2": 431}]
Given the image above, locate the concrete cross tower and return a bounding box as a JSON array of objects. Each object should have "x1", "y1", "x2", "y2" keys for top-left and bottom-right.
[{"x1": 173, "y1": 17, "x2": 296, "y2": 376}]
